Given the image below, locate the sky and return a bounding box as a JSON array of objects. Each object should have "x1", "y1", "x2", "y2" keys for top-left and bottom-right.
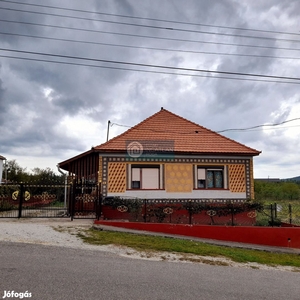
[{"x1": 0, "y1": 0, "x2": 300, "y2": 179}]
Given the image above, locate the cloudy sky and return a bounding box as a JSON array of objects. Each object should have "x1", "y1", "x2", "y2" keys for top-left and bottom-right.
[{"x1": 0, "y1": 0, "x2": 300, "y2": 179}]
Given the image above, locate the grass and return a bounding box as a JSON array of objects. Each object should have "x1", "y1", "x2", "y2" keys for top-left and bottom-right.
[
  {"x1": 79, "y1": 228, "x2": 300, "y2": 268},
  {"x1": 255, "y1": 200, "x2": 300, "y2": 226}
]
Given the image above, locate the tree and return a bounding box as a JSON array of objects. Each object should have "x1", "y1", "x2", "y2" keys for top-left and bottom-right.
[
  {"x1": 3, "y1": 160, "x2": 30, "y2": 183},
  {"x1": 30, "y1": 167, "x2": 63, "y2": 184},
  {"x1": 254, "y1": 180, "x2": 300, "y2": 201},
  {"x1": 281, "y1": 182, "x2": 300, "y2": 200},
  {"x1": 2, "y1": 160, "x2": 63, "y2": 184}
]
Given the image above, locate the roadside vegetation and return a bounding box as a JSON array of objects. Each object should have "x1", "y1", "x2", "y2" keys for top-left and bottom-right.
[
  {"x1": 254, "y1": 180, "x2": 300, "y2": 201},
  {"x1": 79, "y1": 228, "x2": 300, "y2": 269}
]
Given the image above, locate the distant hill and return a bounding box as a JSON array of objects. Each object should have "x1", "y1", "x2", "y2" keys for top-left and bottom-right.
[
  {"x1": 256, "y1": 176, "x2": 300, "y2": 182},
  {"x1": 282, "y1": 176, "x2": 300, "y2": 182}
]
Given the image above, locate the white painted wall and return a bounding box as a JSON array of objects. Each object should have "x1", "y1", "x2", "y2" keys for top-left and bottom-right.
[{"x1": 108, "y1": 189, "x2": 246, "y2": 199}]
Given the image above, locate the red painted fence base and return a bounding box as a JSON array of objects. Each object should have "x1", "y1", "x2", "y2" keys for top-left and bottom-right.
[{"x1": 94, "y1": 220, "x2": 300, "y2": 249}]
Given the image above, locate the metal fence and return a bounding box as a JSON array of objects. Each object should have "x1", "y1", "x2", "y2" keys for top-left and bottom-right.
[
  {"x1": 0, "y1": 183, "x2": 68, "y2": 218},
  {"x1": 102, "y1": 198, "x2": 261, "y2": 226},
  {"x1": 0, "y1": 182, "x2": 101, "y2": 220},
  {"x1": 256, "y1": 203, "x2": 300, "y2": 227},
  {"x1": 1, "y1": 184, "x2": 299, "y2": 227},
  {"x1": 102, "y1": 197, "x2": 300, "y2": 227}
]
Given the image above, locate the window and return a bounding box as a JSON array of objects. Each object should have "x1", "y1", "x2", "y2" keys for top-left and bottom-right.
[
  {"x1": 131, "y1": 165, "x2": 160, "y2": 189},
  {"x1": 207, "y1": 170, "x2": 223, "y2": 188},
  {"x1": 197, "y1": 168, "x2": 206, "y2": 188},
  {"x1": 196, "y1": 167, "x2": 225, "y2": 189}
]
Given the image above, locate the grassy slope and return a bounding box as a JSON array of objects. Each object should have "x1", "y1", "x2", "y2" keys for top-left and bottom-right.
[{"x1": 79, "y1": 228, "x2": 300, "y2": 268}]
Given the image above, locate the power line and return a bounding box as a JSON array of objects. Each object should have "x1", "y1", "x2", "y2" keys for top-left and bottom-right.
[
  {"x1": 1, "y1": 54, "x2": 300, "y2": 84},
  {"x1": 2, "y1": 0, "x2": 300, "y2": 38},
  {"x1": 1, "y1": 31, "x2": 300, "y2": 61},
  {"x1": 2, "y1": 19, "x2": 300, "y2": 53},
  {"x1": 1, "y1": 6, "x2": 300, "y2": 44},
  {"x1": 2, "y1": 47, "x2": 300, "y2": 82},
  {"x1": 110, "y1": 118, "x2": 300, "y2": 134},
  {"x1": 217, "y1": 118, "x2": 300, "y2": 133}
]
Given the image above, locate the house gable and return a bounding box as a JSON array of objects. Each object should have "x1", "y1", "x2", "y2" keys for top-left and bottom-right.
[{"x1": 94, "y1": 108, "x2": 261, "y2": 156}]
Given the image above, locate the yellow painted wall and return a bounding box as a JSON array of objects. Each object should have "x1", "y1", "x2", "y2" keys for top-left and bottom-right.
[
  {"x1": 108, "y1": 162, "x2": 126, "y2": 193},
  {"x1": 165, "y1": 164, "x2": 193, "y2": 193},
  {"x1": 228, "y1": 164, "x2": 246, "y2": 193}
]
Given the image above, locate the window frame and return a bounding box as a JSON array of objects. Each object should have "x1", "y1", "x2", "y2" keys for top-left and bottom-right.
[
  {"x1": 129, "y1": 164, "x2": 162, "y2": 190},
  {"x1": 195, "y1": 166, "x2": 226, "y2": 190}
]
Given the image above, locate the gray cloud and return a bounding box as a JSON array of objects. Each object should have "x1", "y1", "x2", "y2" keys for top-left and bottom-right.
[{"x1": 0, "y1": 0, "x2": 299, "y2": 177}]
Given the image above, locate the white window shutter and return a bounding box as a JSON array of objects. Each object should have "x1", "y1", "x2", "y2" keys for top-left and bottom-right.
[
  {"x1": 142, "y1": 168, "x2": 159, "y2": 189},
  {"x1": 132, "y1": 168, "x2": 140, "y2": 181},
  {"x1": 197, "y1": 168, "x2": 206, "y2": 180}
]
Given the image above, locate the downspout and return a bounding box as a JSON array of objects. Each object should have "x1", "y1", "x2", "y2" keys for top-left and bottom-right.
[{"x1": 57, "y1": 164, "x2": 68, "y2": 209}]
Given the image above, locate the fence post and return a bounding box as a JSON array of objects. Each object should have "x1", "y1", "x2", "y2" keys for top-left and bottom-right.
[
  {"x1": 289, "y1": 204, "x2": 292, "y2": 225},
  {"x1": 70, "y1": 180, "x2": 76, "y2": 221},
  {"x1": 188, "y1": 200, "x2": 192, "y2": 225},
  {"x1": 270, "y1": 204, "x2": 274, "y2": 227},
  {"x1": 18, "y1": 183, "x2": 24, "y2": 219},
  {"x1": 143, "y1": 199, "x2": 147, "y2": 223},
  {"x1": 231, "y1": 204, "x2": 234, "y2": 226},
  {"x1": 274, "y1": 203, "x2": 277, "y2": 219}
]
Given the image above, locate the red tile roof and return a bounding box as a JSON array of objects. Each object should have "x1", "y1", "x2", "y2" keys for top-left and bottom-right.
[{"x1": 94, "y1": 108, "x2": 261, "y2": 156}]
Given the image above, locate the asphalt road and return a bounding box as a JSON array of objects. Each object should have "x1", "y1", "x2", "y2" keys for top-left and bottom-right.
[{"x1": 0, "y1": 241, "x2": 299, "y2": 300}]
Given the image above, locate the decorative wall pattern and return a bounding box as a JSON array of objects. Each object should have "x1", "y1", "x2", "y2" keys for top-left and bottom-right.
[
  {"x1": 98, "y1": 156, "x2": 102, "y2": 183},
  {"x1": 249, "y1": 158, "x2": 254, "y2": 199},
  {"x1": 165, "y1": 164, "x2": 193, "y2": 193},
  {"x1": 105, "y1": 157, "x2": 252, "y2": 199},
  {"x1": 108, "y1": 162, "x2": 126, "y2": 193},
  {"x1": 229, "y1": 164, "x2": 246, "y2": 193}
]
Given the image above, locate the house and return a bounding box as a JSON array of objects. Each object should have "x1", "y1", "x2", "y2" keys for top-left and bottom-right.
[
  {"x1": 0, "y1": 155, "x2": 6, "y2": 184},
  {"x1": 58, "y1": 108, "x2": 261, "y2": 202}
]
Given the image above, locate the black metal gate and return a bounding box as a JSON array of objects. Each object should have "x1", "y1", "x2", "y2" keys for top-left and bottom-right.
[
  {"x1": 0, "y1": 182, "x2": 101, "y2": 220},
  {"x1": 69, "y1": 182, "x2": 101, "y2": 220},
  {"x1": 0, "y1": 183, "x2": 69, "y2": 218}
]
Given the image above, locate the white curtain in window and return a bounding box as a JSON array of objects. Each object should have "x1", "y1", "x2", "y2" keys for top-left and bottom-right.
[{"x1": 142, "y1": 168, "x2": 159, "y2": 189}]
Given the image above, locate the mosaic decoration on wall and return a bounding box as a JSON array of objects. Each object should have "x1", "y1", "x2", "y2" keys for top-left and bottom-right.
[
  {"x1": 107, "y1": 162, "x2": 126, "y2": 193},
  {"x1": 98, "y1": 156, "x2": 103, "y2": 183},
  {"x1": 104, "y1": 157, "x2": 252, "y2": 198},
  {"x1": 229, "y1": 164, "x2": 246, "y2": 193},
  {"x1": 249, "y1": 158, "x2": 254, "y2": 199},
  {"x1": 165, "y1": 164, "x2": 193, "y2": 193}
]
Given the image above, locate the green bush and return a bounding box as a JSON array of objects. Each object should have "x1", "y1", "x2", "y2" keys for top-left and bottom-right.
[{"x1": 0, "y1": 200, "x2": 14, "y2": 211}]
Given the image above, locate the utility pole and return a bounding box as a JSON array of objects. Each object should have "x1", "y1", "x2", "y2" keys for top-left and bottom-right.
[{"x1": 106, "y1": 120, "x2": 111, "y2": 142}]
